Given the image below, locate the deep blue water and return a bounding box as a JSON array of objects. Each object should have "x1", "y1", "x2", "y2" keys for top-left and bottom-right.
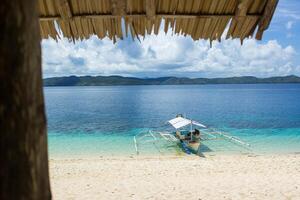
[{"x1": 45, "y1": 84, "x2": 300, "y2": 157}]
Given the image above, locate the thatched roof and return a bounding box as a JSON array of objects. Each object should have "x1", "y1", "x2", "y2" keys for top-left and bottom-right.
[{"x1": 39, "y1": 0, "x2": 278, "y2": 43}]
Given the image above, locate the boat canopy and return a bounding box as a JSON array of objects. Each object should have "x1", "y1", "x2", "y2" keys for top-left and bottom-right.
[{"x1": 168, "y1": 117, "x2": 206, "y2": 129}]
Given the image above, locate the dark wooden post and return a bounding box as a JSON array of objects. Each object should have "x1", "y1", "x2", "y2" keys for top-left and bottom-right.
[{"x1": 0, "y1": 0, "x2": 51, "y2": 199}]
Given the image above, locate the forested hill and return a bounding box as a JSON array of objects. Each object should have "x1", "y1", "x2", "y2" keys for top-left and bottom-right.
[{"x1": 43, "y1": 75, "x2": 300, "y2": 86}]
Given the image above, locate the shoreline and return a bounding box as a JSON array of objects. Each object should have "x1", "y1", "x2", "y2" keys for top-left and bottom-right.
[
  {"x1": 49, "y1": 150, "x2": 300, "y2": 160},
  {"x1": 50, "y1": 154, "x2": 300, "y2": 199}
]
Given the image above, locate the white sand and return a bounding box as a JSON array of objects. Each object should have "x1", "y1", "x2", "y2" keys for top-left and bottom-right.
[{"x1": 50, "y1": 154, "x2": 300, "y2": 200}]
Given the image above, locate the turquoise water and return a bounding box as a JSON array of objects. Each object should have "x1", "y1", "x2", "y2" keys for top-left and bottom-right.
[{"x1": 45, "y1": 84, "x2": 300, "y2": 157}]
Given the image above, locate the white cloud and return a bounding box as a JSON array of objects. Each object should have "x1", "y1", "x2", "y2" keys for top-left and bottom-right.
[
  {"x1": 177, "y1": 39, "x2": 296, "y2": 77},
  {"x1": 278, "y1": 8, "x2": 300, "y2": 21},
  {"x1": 286, "y1": 21, "x2": 294, "y2": 30},
  {"x1": 265, "y1": 0, "x2": 300, "y2": 39},
  {"x1": 284, "y1": 21, "x2": 295, "y2": 38},
  {"x1": 42, "y1": 31, "x2": 298, "y2": 78}
]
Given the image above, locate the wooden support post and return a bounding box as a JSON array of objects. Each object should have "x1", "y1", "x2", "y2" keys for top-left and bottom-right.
[
  {"x1": 226, "y1": 0, "x2": 253, "y2": 39},
  {"x1": 0, "y1": 0, "x2": 51, "y2": 199},
  {"x1": 256, "y1": 0, "x2": 278, "y2": 40},
  {"x1": 236, "y1": 0, "x2": 253, "y2": 16},
  {"x1": 57, "y1": 0, "x2": 73, "y2": 19},
  {"x1": 111, "y1": 0, "x2": 127, "y2": 16},
  {"x1": 146, "y1": 0, "x2": 156, "y2": 20}
]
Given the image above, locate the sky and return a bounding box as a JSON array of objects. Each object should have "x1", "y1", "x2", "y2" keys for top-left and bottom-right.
[{"x1": 42, "y1": 0, "x2": 300, "y2": 78}]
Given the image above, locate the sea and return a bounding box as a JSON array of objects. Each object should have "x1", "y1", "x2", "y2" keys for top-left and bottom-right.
[{"x1": 45, "y1": 84, "x2": 300, "y2": 157}]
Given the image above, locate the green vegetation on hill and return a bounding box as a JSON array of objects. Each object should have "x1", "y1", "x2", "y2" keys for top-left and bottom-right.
[{"x1": 43, "y1": 75, "x2": 300, "y2": 86}]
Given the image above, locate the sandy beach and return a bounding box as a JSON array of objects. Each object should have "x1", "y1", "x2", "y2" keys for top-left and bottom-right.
[{"x1": 49, "y1": 154, "x2": 300, "y2": 200}]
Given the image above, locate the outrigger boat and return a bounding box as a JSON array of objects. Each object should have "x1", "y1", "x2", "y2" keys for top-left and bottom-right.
[
  {"x1": 134, "y1": 114, "x2": 250, "y2": 156},
  {"x1": 169, "y1": 114, "x2": 205, "y2": 155}
]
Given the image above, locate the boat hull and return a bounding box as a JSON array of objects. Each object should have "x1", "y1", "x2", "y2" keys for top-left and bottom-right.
[{"x1": 181, "y1": 140, "x2": 201, "y2": 155}]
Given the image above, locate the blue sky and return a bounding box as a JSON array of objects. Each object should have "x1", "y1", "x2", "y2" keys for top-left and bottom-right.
[{"x1": 42, "y1": 0, "x2": 300, "y2": 78}]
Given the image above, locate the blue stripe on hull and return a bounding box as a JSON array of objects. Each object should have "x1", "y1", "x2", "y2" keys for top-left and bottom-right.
[{"x1": 180, "y1": 141, "x2": 192, "y2": 154}]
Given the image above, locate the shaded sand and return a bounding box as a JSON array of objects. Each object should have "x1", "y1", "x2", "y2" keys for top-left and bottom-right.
[{"x1": 50, "y1": 154, "x2": 300, "y2": 200}]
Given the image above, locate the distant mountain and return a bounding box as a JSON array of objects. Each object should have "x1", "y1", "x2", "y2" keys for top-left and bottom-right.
[{"x1": 43, "y1": 75, "x2": 300, "y2": 86}]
